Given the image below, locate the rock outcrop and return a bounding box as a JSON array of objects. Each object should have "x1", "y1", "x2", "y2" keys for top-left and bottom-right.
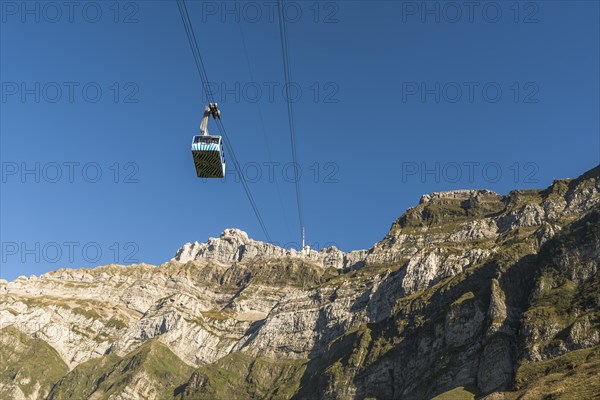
[{"x1": 173, "y1": 228, "x2": 367, "y2": 271}]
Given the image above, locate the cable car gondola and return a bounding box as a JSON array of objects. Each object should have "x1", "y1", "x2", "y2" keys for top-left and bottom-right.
[{"x1": 191, "y1": 103, "x2": 226, "y2": 178}]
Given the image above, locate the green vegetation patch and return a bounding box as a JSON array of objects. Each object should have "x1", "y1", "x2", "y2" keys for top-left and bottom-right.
[
  {"x1": 324, "y1": 260, "x2": 407, "y2": 287},
  {"x1": 451, "y1": 291, "x2": 475, "y2": 307},
  {"x1": 178, "y1": 352, "x2": 307, "y2": 400},
  {"x1": 431, "y1": 385, "x2": 478, "y2": 400},
  {"x1": 201, "y1": 308, "x2": 235, "y2": 320},
  {"x1": 496, "y1": 346, "x2": 600, "y2": 400},
  {"x1": 0, "y1": 326, "x2": 68, "y2": 399},
  {"x1": 48, "y1": 340, "x2": 193, "y2": 400}
]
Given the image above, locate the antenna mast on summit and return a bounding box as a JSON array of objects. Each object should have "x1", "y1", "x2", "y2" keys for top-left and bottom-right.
[{"x1": 302, "y1": 227, "x2": 305, "y2": 249}]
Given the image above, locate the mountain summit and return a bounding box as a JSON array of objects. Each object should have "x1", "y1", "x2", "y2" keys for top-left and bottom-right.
[{"x1": 1, "y1": 166, "x2": 599, "y2": 399}]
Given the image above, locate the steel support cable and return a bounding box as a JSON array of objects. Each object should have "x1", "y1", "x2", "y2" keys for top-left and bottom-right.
[
  {"x1": 176, "y1": 1, "x2": 214, "y2": 103},
  {"x1": 277, "y1": 0, "x2": 305, "y2": 246},
  {"x1": 176, "y1": 0, "x2": 272, "y2": 243},
  {"x1": 237, "y1": 21, "x2": 292, "y2": 238},
  {"x1": 215, "y1": 119, "x2": 272, "y2": 244}
]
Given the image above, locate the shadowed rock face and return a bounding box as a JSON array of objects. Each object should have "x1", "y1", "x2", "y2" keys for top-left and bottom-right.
[{"x1": 1, "y1": 165, "x2": 599, "y2": 400}]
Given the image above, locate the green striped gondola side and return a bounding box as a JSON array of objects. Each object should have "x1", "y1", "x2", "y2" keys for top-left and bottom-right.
[{"x1": 192, "y1": 150, "x2": 224, "y2": 178}]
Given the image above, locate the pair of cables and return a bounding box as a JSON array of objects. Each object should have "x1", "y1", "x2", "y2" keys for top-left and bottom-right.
[
  {"x1": 177, "y1": 0, "x2": 306, "y2": 246},
  {"x1": 176, "y1": 0, "x2": 272, "y2": 244}
]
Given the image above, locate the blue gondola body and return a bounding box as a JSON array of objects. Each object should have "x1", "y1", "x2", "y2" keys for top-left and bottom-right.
[{"x1": 191, "y1": 135, "x2": 226, "y2": 178}]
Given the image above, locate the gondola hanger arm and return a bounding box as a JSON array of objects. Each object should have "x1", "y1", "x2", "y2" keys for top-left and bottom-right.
[{"x1": 200, "y1": 103, "x2": 220, "y2": 136}]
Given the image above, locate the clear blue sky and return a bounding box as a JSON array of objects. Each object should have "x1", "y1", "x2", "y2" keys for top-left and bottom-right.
[{"x1": 1, "y1": 0, "x2": 599, "y2": 281}]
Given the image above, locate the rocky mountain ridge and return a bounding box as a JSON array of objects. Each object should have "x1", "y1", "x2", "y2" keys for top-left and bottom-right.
[
  {"x1": 172, "y1": 228, "x2": 367, "y2": 271},
  {"x1": 1, "y1": 165, "x2": 599, "y2": 400}
]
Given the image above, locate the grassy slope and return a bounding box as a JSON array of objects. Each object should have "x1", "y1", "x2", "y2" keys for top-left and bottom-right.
[
  {"x1": 431, "y1": 385, "x2": 478, "y2": 400},
  {"x1": 47, "y1": 340, "x2": 193, "y2": 400},
  {"x1": 502, "y1": 346, "x2": 600, "y2": 399},
  {"x1": 409, "y1": 347, "x2": 600, "y2": 400},
  {"x1": 178, "y1": 352, "x2": 307, "y2": 400},
  {"x1": 0, "y1": 326, "x2": 69, "y2": 399}
]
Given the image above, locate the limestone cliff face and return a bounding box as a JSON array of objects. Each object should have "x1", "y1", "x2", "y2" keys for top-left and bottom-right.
[
  {"x1": 1, "y1": 166, "x2": 599, "y2": 400},
  {"x1": 173, "y1": 228, "x2": 367, "y2": 271}
]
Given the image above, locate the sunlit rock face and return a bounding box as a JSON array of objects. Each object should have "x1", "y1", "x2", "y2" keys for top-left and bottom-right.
[{"x1": 173, "y1": 227, "x2": 367, "y2": 270}]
